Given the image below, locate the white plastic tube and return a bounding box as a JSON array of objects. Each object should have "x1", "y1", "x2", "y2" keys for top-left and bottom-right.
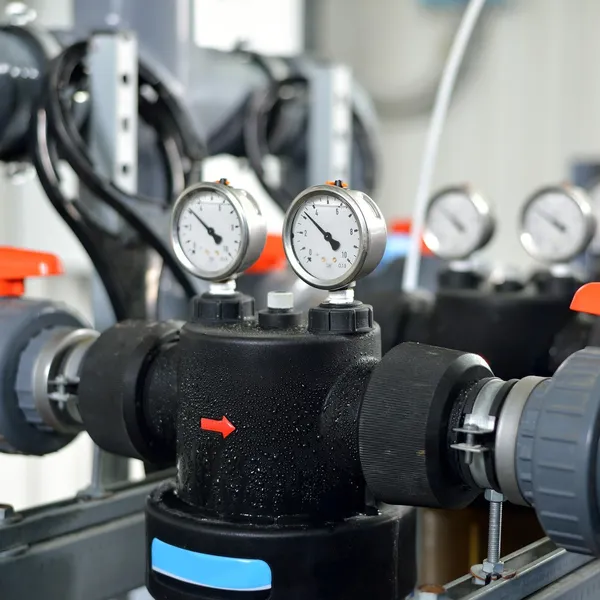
[{"x1": 402, "y1": 0, "x2": 488, "y2": 292}]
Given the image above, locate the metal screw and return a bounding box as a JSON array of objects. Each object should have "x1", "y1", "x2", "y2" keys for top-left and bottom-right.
[
  {"x1": 463, "y1": 424, "x2": 478, "y2": 465},
  {"x1": 483, "y1": 489, "x2": 505, "y2": 577}
]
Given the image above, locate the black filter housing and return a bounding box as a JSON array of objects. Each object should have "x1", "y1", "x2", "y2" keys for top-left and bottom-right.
[{"x1": 175, "y1": 318, "x2": 380, "y2": 522}]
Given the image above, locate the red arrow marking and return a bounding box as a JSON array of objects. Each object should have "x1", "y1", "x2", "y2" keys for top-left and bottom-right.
[{"x1": 200, "y1": 416, "x2": 236, "y2": 439}]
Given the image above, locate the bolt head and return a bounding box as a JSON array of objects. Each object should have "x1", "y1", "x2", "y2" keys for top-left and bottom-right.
[
  {"x1": 485, "y1": 488, "x2": 504, "y2": 502},
  {"x1": 483, "y1": 560, "x2": 505, "y2": 575}
]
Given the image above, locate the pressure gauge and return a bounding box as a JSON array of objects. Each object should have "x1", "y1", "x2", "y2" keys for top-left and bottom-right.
[
  {"x1": 587, "y1": 180, "x2": 600, "y2": 255},
  {"x1": 283, "y1": 182, "x2": 387, "y2": 290},
  {"x1": 424, "y1": 185, "x2": 495, "y2": 260},
  {"x1": 520, "y1": 184, "x2": 595, "y2": 264},
  {"x1": 171, "y1": 180, "x2": 267, "y2": 281}
]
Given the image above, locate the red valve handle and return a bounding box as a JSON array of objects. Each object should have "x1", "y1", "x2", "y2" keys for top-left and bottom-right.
[{"x1": 0, "y1": 247, "x2": 63, "y2": 297}]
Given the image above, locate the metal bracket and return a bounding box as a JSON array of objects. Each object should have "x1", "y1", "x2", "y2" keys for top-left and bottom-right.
[
  {"x1": 0, "y1": 473, "x2": 173, "y2": 600},
  {"x1": 308, "y1": 64, "x2": 353, "y2": 186}
]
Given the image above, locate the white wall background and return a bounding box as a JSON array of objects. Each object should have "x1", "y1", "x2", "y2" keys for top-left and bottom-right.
[
  {"x1": 2, "y1": 0, "x2": 600, "y2": 506},
  {"x1": 318, "y1": 0, "x2": 600, "y2": 269}
]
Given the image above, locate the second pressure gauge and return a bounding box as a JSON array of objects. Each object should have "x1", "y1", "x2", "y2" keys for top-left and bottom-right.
[
  {"x1": 283, "y1": 182, "x2": 387, "y2": 290},
  {"x1": 424, "y1": 185, "x2": 495, "y2": 260},
  {"x1": 520, "y1": 184, "x2": 595, "y2": 264},
  {"x1": 171, "y1": 180, "x2": 266, "y2": 281}
]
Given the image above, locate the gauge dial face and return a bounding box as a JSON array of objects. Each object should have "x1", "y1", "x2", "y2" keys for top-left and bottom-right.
[
  {"x1": 424, "y1": 188, "x2": 493, "y2": 260},
  {"x1": 290, "y1": 195, "x2": 362, "y2": 283},
  {"x1": 520, "y1": 187, "x2": 594, "y2": 263},
  {"x1": 174, "y1": 189, "x2": 243, "y2": 279}
]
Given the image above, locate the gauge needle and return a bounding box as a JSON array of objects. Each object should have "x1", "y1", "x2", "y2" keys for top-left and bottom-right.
[
  {"x1": 439, "y1": 208, "x2": 465, "y2": 233},
  {"x1": 536, "y1": 209, "x2": 566, "y2": 233},
  {"x1": 304, "y1": 212, "x2": 341, "y2": 251},
  {"x1": 188, "y1": 209, "x2": 223, "y2": 244}
]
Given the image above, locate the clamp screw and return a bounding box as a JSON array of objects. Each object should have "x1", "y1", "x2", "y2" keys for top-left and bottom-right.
[{"x1": 482, "y1": 489, "x2": 505, "y2": 580}]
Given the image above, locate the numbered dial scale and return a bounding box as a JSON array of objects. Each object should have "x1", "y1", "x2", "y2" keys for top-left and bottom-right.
[
  {"x1": 519, "y1": 184, "x2": 595, "y2": 264},
  {"x1": 171, "y1": 181, "x2": 266, "y2": 281},
  {"x1": 283, "y1": 183, "x2": 387, "y2": 290},
  {"x1": 424, "y1": 185, "x2": 495, "y2": 260}
]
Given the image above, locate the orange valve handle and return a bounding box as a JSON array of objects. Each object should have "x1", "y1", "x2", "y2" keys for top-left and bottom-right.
[
  {"x1": 570, "y1": 282, "x2": 600, "y2": 316},
  {"x1": 246, "y1": 234, "x2": 286, "y2": 274},
  {"x1": 0, "y1": 247, "x2": 63, "y2": 297}
]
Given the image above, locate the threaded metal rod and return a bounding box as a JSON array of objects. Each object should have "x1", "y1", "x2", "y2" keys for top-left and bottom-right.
[{"x1": 487, "y1": 500, "x2": 503, "y2": 564}]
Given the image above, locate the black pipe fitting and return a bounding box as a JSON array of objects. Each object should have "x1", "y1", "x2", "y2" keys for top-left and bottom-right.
[
  {"x1": 78, "y1": 320, "x2": 180, "y2": 463},
  {"x1": 175, "y1": 317, "x2": 381, "y2": 522}
]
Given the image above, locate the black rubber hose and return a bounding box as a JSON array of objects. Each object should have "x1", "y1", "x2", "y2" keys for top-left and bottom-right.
[
  {"x1": 32, "y1": 107, "x2": 130, "y2": 321},
  {"x1": 39, "y1": 41, "x2": 204, "y2": 301},
  {"x1": 242, "y1": 75, "x2": 378, "y2": 212}
]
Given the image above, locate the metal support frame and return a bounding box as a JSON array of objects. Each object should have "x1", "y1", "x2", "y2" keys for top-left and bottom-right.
[
  {"x1": 308, "y1": 64, "x2": 353, "y2": 187},
  {"x1": 443, "y1": 538, "x2": 596, "y2": 599},
  {"x1": 82, "y1": 31, "x2": 139, "y2": 496},
  {"x1": 0, "y1": 472, "x2": 173, "y2": 600},
  {"x1": 87, "y1": 29, "x2": 143, "y2": 332}
]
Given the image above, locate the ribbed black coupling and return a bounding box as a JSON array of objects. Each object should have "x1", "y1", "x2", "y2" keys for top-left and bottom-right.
[{"x1": 358, "y1": 342, "x2": 492, "y2": 509}]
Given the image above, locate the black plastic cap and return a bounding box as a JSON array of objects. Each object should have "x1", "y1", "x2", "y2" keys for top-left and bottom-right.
[
  {"x1": 531, "y1": 270, "x2": 581, "y2": 297},
  {"x1": 308, "y1": 302, "x2": 373, "y2": 335},
  {"x1": 191, "y1": 293, "x2": 255, "y2": 323},
  {"x1": 258, "y1": 308, "x2": 303, "y2": 330},
  {"x1": 438, "y1": 268, "x2": 483, "y2": 291},
  {"x1": 494, "y1": 279, "x2": 525, "y2": 293}
]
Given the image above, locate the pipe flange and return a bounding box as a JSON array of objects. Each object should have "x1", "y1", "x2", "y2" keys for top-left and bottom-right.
[
  {"x1": 494, "y1": 376, "x2": 546, "y2": 506},
  {"x1": 15, "y1": 326, "x2": 98, "y2": 434},
  {"x1": 514, "y1": 378, "x2": 551, "y2": 506},
  {"x1": 528, "y1": 348, "x2": 600, "y2": 554}
]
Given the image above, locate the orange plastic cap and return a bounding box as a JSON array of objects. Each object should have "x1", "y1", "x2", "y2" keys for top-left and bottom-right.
[
  {"x1": 389, "y1": 219, "x2": 432, "y2": 256},
  {"x1": 570, "y1": 282, "x2": 600, "y2": 316},
  {"x1": 0, "y1": 247, "x2": 63, "y2": 297},
  {"x1": 246, "y1": 234, "x2": 287, "y2": 274},
  {"x1": 325, "y1": 180, "x2": 348, "y2": 188}
]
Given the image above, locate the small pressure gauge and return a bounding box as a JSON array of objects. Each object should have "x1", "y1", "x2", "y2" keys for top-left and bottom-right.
[
  {"x1": 520, "y1": 184, "x2": 595, "y2": 264},
  {"x1": 587, "y1": 180, "x2": 600, "y2": 255},
  {"x1": 283, "y1": 181, "x2": 387, "y2": 290},
  {"x1": 424, "y1": 185, "x2": 495, "y2": 260},
  {"x1": 171, "y1": 180, "x2": 267, "y2": 281}
]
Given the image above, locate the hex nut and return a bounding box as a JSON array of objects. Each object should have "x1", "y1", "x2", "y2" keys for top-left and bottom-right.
[
  {"x1": 485, "y1": 489, "x2": 504, "y2": 503},
  {"x1": 482, "y1": 560, "x2": 505, "y2": 575}
]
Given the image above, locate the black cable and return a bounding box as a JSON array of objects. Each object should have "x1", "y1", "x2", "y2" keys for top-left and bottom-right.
[
  {"x1": 36, "y1": 41, "x2": 203, "y2": 302},
  {"x1": 243, "y1": 76, "x2": 307, "y2": 210},
  {"x1": 242, "y1": 74, "x2": 378, "y2": 212},
  {"x1": 31, "y1": 107, "x2": 130, "y2": 321}
]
